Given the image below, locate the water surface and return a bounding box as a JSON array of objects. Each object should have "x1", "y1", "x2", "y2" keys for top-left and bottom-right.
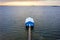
[{"x1": 0, "y1": 6, "x2": 60, "y2": 40}]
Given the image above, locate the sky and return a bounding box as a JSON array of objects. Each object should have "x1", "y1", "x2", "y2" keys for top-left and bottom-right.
[
  {"x1": 0, "y1": 0, "x2": 60, "y2": 2},
  {"x1": 0, "y1": 0, "x2": 60, "y2": 6}
]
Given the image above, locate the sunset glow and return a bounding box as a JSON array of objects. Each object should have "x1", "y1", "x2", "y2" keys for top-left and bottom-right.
[{"x1": 0, "y1": 1, "x2": 60, "y2": 6}]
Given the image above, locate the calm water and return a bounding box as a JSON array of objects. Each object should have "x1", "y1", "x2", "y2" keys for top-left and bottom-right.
[{"x1": 0, "y1": 6, "x2": 60, "y2": 40}]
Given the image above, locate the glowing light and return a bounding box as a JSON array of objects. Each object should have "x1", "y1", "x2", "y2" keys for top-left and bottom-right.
[{"x1": 0, "y1": 1, "x2": 60, "y2": 6}]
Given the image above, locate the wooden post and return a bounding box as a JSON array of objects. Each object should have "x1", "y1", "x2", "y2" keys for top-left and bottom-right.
[
  {"x1": 28, "y1": 24, "x2": 31, "y2": 40},
  {"x1": 25, "y1": 17, "x2": 34, "y2": 40}
]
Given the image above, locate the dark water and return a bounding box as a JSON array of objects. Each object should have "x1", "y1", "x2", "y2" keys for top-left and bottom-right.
[{"x1": 0, "y1": 6, "x2": 60, "y2": 40}]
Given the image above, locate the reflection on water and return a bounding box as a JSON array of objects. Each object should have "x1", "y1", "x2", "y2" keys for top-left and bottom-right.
[{"x1": 0, "y1": 6, "x2": 60, "y2": 40}]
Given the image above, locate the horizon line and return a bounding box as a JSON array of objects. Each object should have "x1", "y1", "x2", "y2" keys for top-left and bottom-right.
[{"x1": 0, "y1": 1, "x2": 60, "y2": 6}]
